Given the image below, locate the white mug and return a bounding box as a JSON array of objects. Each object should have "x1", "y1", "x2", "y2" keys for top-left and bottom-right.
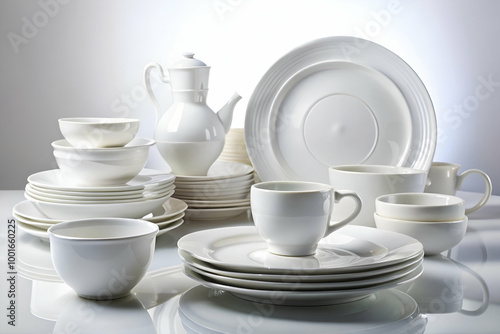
[
  {"x1": 425, "y1": 162, "x2": 492, "y2": 214},
  {"x1": 329, "y1": 165, "x2": 428, "y2": 227},
  {"x1": 251, "y1": 181, "x2": 362, "y2": 256}
]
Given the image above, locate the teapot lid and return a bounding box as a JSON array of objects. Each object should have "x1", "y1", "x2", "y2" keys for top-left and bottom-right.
[{"x1": 172, "y1": 52, "x2": 208, "y2": 68}]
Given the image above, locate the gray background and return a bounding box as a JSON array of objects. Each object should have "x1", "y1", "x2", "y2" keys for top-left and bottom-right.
[{"x1": 1, "y1": 0, "x2": 499, "y2": 194}]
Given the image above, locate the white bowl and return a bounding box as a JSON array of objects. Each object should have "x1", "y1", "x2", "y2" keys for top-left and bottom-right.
[
  {"x1": 58, "y1": 117, "x2": 140, "y2": 148},
  {"x1": 48, "y1": 218, "x2": 158, "y2": 300},
  {"x1": 374, "y1": 213, "x2": 467, "y2": 255},
  {"x1": 376, "y1": 193, "x2": 465, "y2": 222},
  {"x1": 52, "y1": 137, "x2": 155, "y2": 186},
  {"x1": 25, "y1": 191, "x2": 172, "y2": 220}
]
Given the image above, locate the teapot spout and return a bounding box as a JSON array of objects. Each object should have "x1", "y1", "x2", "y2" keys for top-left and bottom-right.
[{"x1": 217, "y1": 92, "x2": 242, "y2": 133}]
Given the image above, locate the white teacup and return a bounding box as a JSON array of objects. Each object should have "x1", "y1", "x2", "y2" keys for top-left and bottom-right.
[
  {"x1": 329, "y1": 165, "x2": 428, "y2": 227},
  {"x1": 251, "y1": 181, "x2": 362, "y2": 256},
  {"x1": 425, "y1": 162, "x2": 492, "y2": 214}
]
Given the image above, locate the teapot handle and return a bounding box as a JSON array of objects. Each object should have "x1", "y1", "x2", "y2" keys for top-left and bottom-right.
[{"x1": 144, "y1": 62, "x2": 171, "y2": 124}]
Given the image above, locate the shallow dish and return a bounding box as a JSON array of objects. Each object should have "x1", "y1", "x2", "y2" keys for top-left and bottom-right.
[
  {"x1": 374, "y1": 213, "x2": 467, "y2": 255},
  {"x1": 48, "y1": 218, "x2": 158, "y2": 300},
  {"x1": 376, "y1": 192, "x2": 465, "y2": 221},
  {"x1": 58, "y1": 117, "x2": 140, "y2": 148}
]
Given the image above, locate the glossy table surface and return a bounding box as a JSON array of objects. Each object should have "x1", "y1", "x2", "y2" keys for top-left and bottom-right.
[{"x1": 1, "y1": 190, "x2": 499, "y2": 333}]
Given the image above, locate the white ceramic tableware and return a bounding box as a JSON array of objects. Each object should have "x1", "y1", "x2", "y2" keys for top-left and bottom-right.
[
  {"x1": 52, "y1": 138, "x2": 155, "y2": 186},
  {"x1": 48, "y1": 218, "x2": 158, "y2": 300},
  {"x1": 374, "y1": 213, "x2": 467, "y2": 255},
  {"x1": 25, "y1": 191, "x2": 173, "y2": 220},
  {"x1": 144, "y1": 53, "x2": 241, "y2": 176},
  {"x1": 58, "y1": 117, "x2": 140, "y2": 148},
  {"x1": 251, "y1": 181, "x2": 362, "y2": 256},
  {"x1": 425, "y1": 162, "x2": 492, "y2": 214},
  {"x1": 185, "y1": 206, "x2": 250, "y2": 220},
  {"x1": 27, "y1": 169, "x2": 175, "y2": 192},
  {"x1": 329, "y1": 165, "x2": 428, "y2": 227},
  {"x1": 376, "y1": 193, "x2": 465, "y2": 222},
  {"x1": 177, "y1": 226, "x2": 423, "y2": 274},
  {"x1": 245, "y1": 36, "x2": 436, "y2": 183},
  {"x1": 174, "y1": 161, "x2": 254, "y2": 182}
]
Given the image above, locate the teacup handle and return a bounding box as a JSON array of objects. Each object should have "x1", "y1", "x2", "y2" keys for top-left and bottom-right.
[
  {"x1": 449, "y1": 258, "x2": 490, "y2": 316},
  {"x1": 456, "y1": 169, "x2": 492, "y2": 215},
  {"x1": 144, "y1": 62, "x2": 171, "y2": 125},
  {"x1": 325, "y1": 190, "x2": 362, "y2": 236}
]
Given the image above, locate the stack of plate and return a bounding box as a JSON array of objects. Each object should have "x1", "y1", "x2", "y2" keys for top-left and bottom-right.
[
  {"x1": 173, "y1": 161, "x2": 254, "y2": 220},
  {"x1": 178, "y1": 225, "x2": 424, "y2": 306},
  {"x1": 15, "y1": 169, "x2": 188, "y2": 242},
  {"x1": 219, "y1": 128, "x2": 252, "y2": 166}
]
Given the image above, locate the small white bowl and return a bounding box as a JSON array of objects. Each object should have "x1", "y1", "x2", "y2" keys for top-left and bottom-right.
[
  {"x1": 374, "y1": 213, "x2": 467, "y2": 255},
  {"x1": 58, "y1": 117, "x2": 140, "y2": 148},
  {"x1": 48, "y1": 218, "x2": 158, "y2": 300},
  {"x1": 52, "y1": 137, "x2": 155, "y2": 186},
  {"x1": 376, "y1": 193, "x2": 465, "y2": 222}
]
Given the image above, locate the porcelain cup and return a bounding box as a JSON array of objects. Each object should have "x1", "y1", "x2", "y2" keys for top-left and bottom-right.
[
  {"x1": 251, "y1": 181, "x2": 362, "y2": 256},
  {"x1": 424, "y1": 162, "x2": 492, "y2": 214},
  {"x1": 328, "y1": 165, "x2": 428, "y2": 227}
]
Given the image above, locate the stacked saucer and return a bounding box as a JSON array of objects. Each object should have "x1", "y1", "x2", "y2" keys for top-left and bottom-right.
[
  {"x1": 173, "y1": 161, "x2": 254, "y2": 220},
  {"x1": 16, "y1": 169, "x2": 187, "y2": 242},
  {"x1": 178, "y1": 225, "x2": 424, "y2": 306}
]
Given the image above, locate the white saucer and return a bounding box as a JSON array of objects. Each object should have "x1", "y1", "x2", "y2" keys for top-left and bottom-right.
[
  {"x1": 28, "y1": 168, "x2": 175, "y2": 192},
  {"x1": 177, "y1": 226, "x2": 423, "y2": 274},
  {"x1": 179, "y1": 285, "x2": 427, "y2": 333},
  {"x1": 183, "y1": 264, "x2": 423, "y2": 306},
  {"x1": 146, "y1": 198, "x2": 188, "y2": 222},
  {"x1": 245, "y1": 36, "x2": 436, "y2": 183},
  {"x1": 185, "y1": 206, "x2": 250, "y2": 221}
]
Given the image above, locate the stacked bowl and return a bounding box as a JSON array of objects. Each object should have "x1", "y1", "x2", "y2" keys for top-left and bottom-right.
[
  {"x1": 15, "y1": 118, "x2": 186, "y2": 241},
  {"x1": 374, "y1": 193, "x2": 468, "y2": 255},
  {"x1": 173, "y1": 160, "x2": 254, "y2": 220}
]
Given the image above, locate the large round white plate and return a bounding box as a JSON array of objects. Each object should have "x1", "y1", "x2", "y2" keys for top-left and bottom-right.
[
  {"x1": 183, "y1": 259, "x2": 421, "y2": 291},
  {"x1": 28, "y1": 168, "x2": 175, "y2": 192},
  {"x1": 185, "y1": 206, "x2": 250, "y2": 221},
  {"x1": 182, "y1": 198, "x2": 250, "y2": 208},
  {"x1": 175, "y1": 161, "x2": 254, "y2": 182},
  {"x1": 177, "y1": 226, "x2": 423, "y2": 274},
  {"x1": 178, "y1": 285, "x2": 427, "y2": 333},
  {"x1": 245, "y1": 36, "x2": 436, "y2": 183},
  {"x1": 179, "y1": 249, "x2": 423, "y2": 282},
  {"x1": 183, "y1": 264, "x2": 423, "y2": 306}
]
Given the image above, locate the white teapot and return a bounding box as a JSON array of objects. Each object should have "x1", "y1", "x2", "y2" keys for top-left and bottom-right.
[{"x1": 144, "y1": 53, "x2": 241, "y2": 175}]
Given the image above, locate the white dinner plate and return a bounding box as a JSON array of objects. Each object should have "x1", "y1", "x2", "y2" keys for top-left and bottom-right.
[
  {"x1": 177, "y1": 226, "x2": 423, "y2": 274},
  {"x1": 183, "y1": 264, "x2": 423, "y2": 306},
  {"x1": 185, "y1": 206, "x2": 250, "y2": 221},
  {"x1": 183, "y1": 259, "x2": 421, "y2": 291},
  {"x1": 28, "y1": 168, "x2": 175, "y2": 192},
  {"x1": 175, "y1": 161, "x2": 254, "y2": 182},
  {"x1": 178, "y1": 285, "x2": 427, "y2": 333},
  {"x1": 179, "y1": 249, "x2": 423, "y2": 282},
  {"x1": 245, "y1": 36, "x2": 436, "y2": 183}
]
